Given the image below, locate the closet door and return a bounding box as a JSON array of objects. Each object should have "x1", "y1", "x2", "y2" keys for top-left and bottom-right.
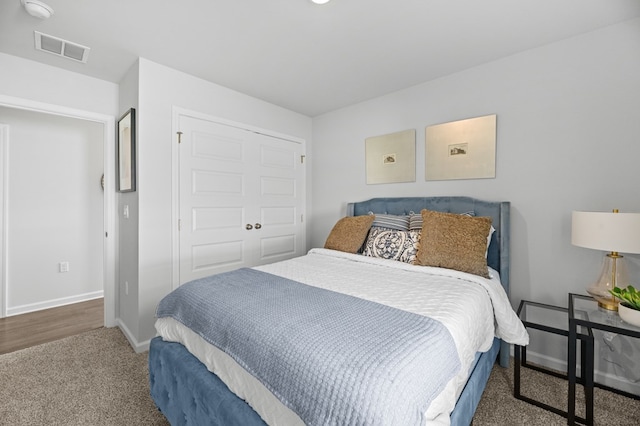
[{"x1": 178, "y1": 115, "x2": 304, "y2": 284}]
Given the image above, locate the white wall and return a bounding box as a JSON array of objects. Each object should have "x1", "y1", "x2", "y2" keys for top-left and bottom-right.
[
  {"x1": 0, "y1": 53, "x2": 118, "y2": 324},
  {"x1": 121, "y1": 58, "x2": 313, "y2": 349},
  {"x1": 0, "y1": 107, "x2": 104, "y2": 314},
  {"x1": 311, "y1": 18, "x2": 640, "y2": 385},
  {"x1": 117, "y1": 61, "x2": 140, "y2": 340},
  {"x1": 0, "y1": 53, "x2": 118, "y2": 116}
]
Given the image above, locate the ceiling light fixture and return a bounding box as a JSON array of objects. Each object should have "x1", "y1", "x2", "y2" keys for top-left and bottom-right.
[
  {"x1": 311, "y1": 0, "x2": 331, "y2": 4},
  {"x1": 21, "y1": 0, "x2": 54, "y2": 19}
]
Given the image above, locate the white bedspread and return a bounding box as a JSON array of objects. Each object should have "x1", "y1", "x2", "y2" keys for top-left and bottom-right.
[{"x1": 155, "y1": 248, "x2": 528, "y2": 425}]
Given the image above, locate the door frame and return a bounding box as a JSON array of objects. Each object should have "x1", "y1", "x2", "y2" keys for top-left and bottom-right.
[
  {"x1": 171, "y1": 107, "x2": 306, "y2": 290},
  {"x1": 0, "y1": 123, "x2": 6, "y2": 318},
  {"x1": 0, "y1": 94, "x2": 116, "y2": 326}
]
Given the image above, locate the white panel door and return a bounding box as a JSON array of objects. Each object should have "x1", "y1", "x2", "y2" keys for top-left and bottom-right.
[{"x1": 178, "y1": 115, "x2": 304, "y2": 284}]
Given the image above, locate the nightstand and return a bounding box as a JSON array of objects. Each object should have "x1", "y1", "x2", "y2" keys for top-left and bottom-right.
[
  {"x1": 568, "y1": 293, "x2": 640, "y2": 426},
  {"x1": 515, "y1": 300, "x2": 591, "y2": 421}
]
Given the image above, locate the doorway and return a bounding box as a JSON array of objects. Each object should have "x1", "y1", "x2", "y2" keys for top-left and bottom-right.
[{"x1": 0, "y1": 95, "x2": 115, "y2": 326}]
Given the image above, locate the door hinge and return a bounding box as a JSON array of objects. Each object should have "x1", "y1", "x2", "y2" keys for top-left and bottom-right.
[
  {"x1": 178, "y1": 219, "x2": 182, "y2": 231},
  {"x1": 301, "y1": 155, "x2": 305, "y2": 164},
  {"x1": 177, "y1": 131, "x2": 183, "y2": 144},
  {"x1": 301, "y1": 214, "x2": 304, "y2": 223}
]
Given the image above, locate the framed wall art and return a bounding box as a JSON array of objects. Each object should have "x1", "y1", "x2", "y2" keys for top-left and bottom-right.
[
  {"x1": 116, "y1": 108, "x2": 136, "y2": 192},
  {"x1": 365, "y1": 129, "x2": 416, "y2": 184},
  {"x1": 425, "y1": 114, "x2": 496, "y2": 181}
]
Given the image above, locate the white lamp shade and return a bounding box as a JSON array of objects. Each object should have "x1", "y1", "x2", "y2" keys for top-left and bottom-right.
[{"x1": 572, "y1": 211, "x2": 640, "y2": 254}]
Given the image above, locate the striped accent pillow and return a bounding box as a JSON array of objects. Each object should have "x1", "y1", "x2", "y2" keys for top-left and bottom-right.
[{"x1": 368, "y1": 213, "x2": 410, "y2": 231}]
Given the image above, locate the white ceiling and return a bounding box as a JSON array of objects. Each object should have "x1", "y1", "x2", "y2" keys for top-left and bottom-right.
[{"x1": 1, "y1": 0, "x2": 639, "y2": 117}]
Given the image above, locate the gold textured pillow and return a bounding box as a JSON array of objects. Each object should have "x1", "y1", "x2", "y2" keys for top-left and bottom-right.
[
  {"x1": 414, "y1": 209, "x2": 492, "y2": 278},
  {"x1": 324, "y1": 215, "x2": 375, "y2": 253}
]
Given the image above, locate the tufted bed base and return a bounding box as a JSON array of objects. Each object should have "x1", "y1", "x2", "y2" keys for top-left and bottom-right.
[
  {"x1": 149, "y1": 196, "x2": 512, "y2": 425},
  {"x1": 149, "y1": 336, "x2": 266, "y2": 425},
  {"x1": 149, "y1": 335, "x2": 501, "y2": 426}
]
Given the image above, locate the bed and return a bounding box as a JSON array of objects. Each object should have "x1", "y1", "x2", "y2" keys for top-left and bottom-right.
[{"x1": 149, "y1": 196, "x2": 529, "y2": 425}]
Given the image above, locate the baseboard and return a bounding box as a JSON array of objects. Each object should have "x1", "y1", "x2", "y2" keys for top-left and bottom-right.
[
  {"x1": 524, "y1": 349, "x2": 640, "y2": 396},
  {"x1": 116, "y1": 318, "x2": 151, "y2": 353},
  {"x1": 519, "y1": 349, "x2": 568, "y2": 372},
  {"x1": 6, "y1": 291, "x2": 104, "y2": 317}
]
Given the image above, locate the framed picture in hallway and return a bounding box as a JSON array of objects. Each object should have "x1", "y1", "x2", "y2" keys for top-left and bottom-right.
[{"x1": 117, "y1": 108, "x2": 136, "y2": 192}]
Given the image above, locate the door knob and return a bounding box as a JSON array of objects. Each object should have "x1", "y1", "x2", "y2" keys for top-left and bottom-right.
[
  {"x1": 255, "y1": 223, "x2": 262, "y2": 229},
  {"x1": 245, "y1": 224, "x2": 253, "y2": 230}
]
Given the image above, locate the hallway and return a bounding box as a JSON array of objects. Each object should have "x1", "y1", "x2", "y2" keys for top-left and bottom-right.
[{"x1": 0, "y1": 298, "x2": 103, "y2": 354}]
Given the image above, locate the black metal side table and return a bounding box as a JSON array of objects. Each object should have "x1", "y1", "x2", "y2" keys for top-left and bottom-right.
[
  {"x1": 515, "y1": 300, "x2": 590, "y2": 421},
  {"x1": 568, "y1": 293, "x2": 640, "y2": 426}
]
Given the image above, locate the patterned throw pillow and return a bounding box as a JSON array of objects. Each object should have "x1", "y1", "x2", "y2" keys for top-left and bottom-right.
[{"x1": 363, "y1": 227, "x2": 421, "y2": 263}]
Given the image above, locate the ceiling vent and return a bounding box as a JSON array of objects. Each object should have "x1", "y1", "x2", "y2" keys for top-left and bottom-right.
[{"x1": 34, "y1": 31, "x2": 90, "y2": 63}]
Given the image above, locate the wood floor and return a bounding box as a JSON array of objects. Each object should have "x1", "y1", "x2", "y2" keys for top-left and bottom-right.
[{"x1": 0, "y1": 298, "x2": 104, "y2": 355}]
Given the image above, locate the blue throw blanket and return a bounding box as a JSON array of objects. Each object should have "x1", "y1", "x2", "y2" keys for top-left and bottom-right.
[{"x1": 156, "y1": 268, "x2": 461, "y2": 425}]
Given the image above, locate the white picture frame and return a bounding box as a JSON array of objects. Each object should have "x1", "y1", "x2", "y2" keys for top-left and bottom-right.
[
  {"x1": 425, "y1": 114, "x2": 496, "y2": 181},
  {"x1": 365, "y1": 129, "x2": 416, "y2": 184}
]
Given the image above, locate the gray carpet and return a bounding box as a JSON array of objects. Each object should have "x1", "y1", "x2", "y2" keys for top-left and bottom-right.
[
  {"x1": 0, "y1": 327, "x2": 638, "y2": 425},
  {"x1": 0, "y1": 327, "x2": 168, "y2": 425},
  {"x1": 474, "y1": 360, "x2": 640, "y2": 425}
]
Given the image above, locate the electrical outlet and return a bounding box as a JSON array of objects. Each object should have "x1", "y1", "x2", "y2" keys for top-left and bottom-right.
[{"x1": 59, "y1": 261, "x2": 69, "y2": 273}]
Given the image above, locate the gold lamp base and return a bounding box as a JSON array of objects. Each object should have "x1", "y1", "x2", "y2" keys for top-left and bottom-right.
[
  {"x1": 586, "y1": 252, "x2": 627, "y2": 311},
  {"x1": 592, "y1": 297, "x2": 619, "y2": 311}
]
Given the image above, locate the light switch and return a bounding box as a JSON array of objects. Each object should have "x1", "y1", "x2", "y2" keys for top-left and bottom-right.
[{"x1": 123, "y1": 204, "x2": 129, "y2": 219}]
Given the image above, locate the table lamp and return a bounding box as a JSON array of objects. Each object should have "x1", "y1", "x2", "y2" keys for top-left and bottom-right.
[{"x1": 571, "y1": 210, "x2": 640, "y2": 310}]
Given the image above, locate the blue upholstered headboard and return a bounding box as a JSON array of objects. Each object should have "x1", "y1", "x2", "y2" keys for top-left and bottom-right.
[{"x1": 346, "y1": 196, "x2": 511, "y2": 297}]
